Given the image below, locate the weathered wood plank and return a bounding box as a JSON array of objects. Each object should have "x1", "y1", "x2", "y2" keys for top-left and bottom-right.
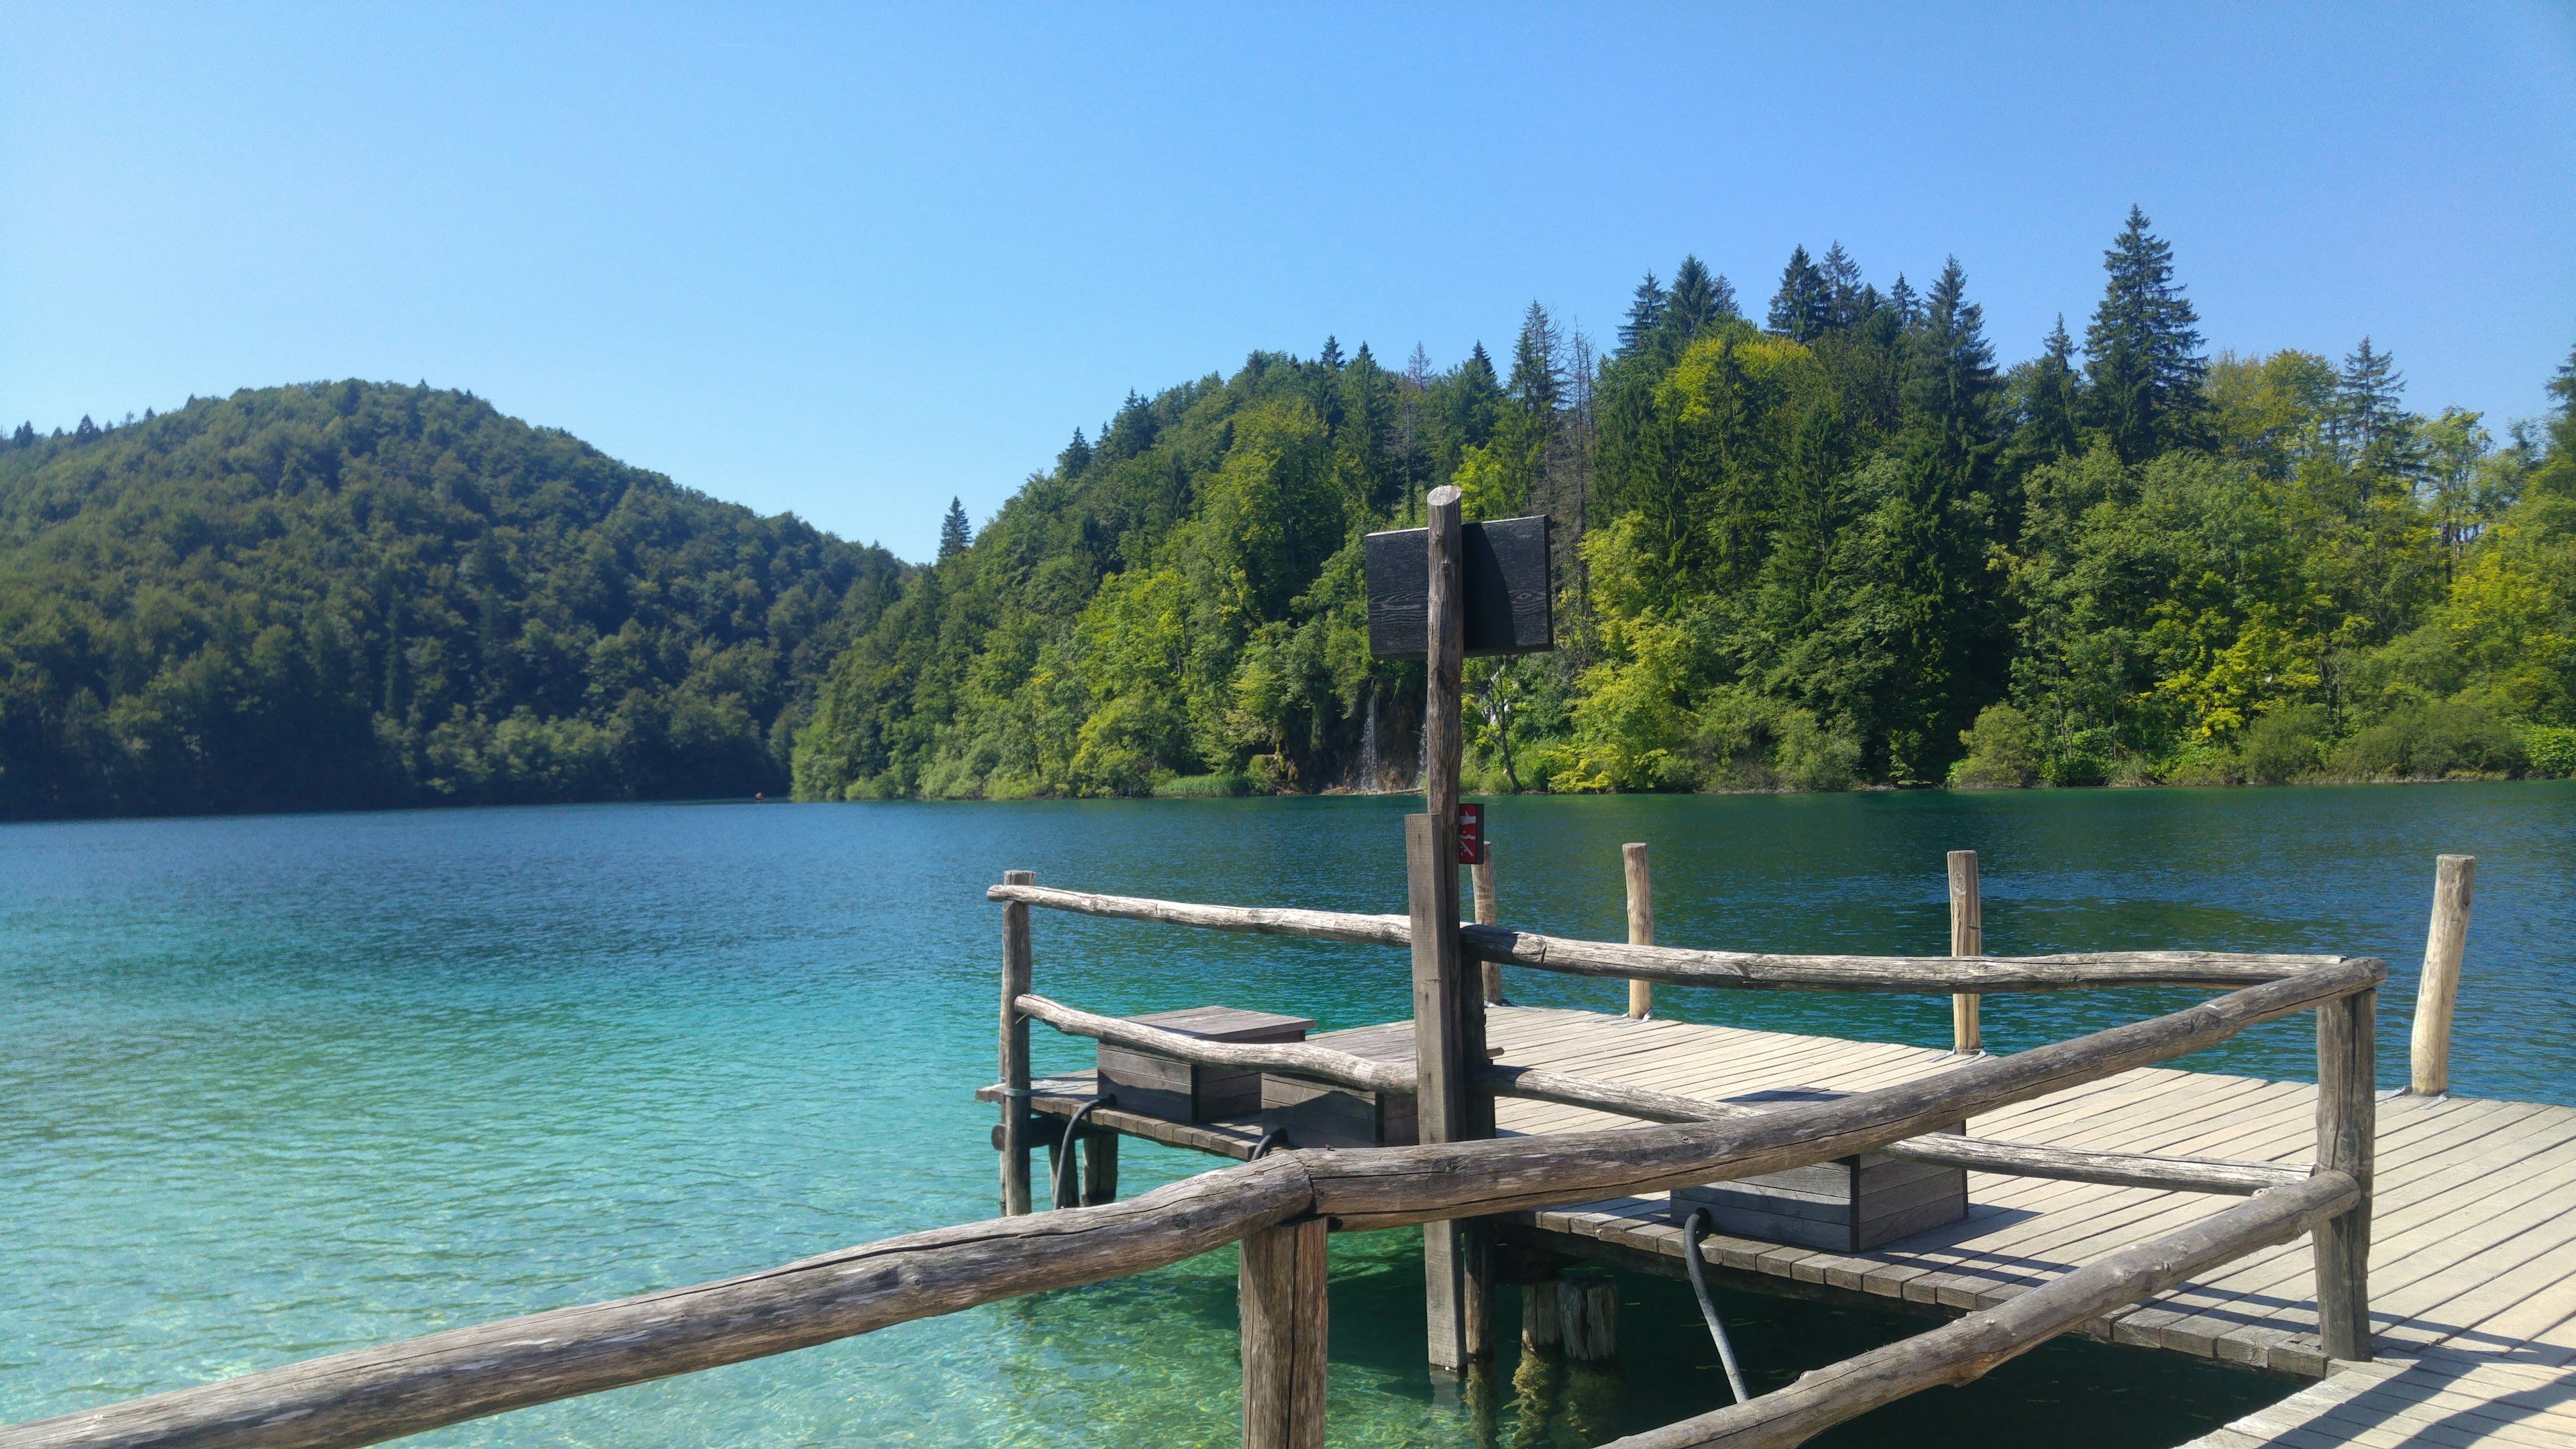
[
  {"x1": 1597, "y1": 1173, "x2": 2361, "y2": 1449},
  {"x1": 999, "y1": 869, "x2": 1036, "y2": 1217},
  {"x1": 1016, "y1": 995, "x2": 1413, "y2": 1093}
]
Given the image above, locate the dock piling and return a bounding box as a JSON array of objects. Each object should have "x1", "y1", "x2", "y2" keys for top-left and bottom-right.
[
  {"x1": 1240, "y1": 1217, "x2": 1329, "y2": 1449},
  {"x1": 2314, "y1": 986, "x2": 2376, "y2": 1361},
  {"x1": 2409, "y1": 854, "x2": 2475, "y2": 1097},
  {"x1": 999, "y1": 868, "x2": 1035, "y2": 1217},
  {"x1": 1474, "y1": 851, "x2": 1501, "y2": 1005},
  {"x1": 1949, "y1": 850, "x2": 1982, "y2": 1054},
  {"x1": 1623, "y1": 843, "x2": 1653, "y2": 1019}
]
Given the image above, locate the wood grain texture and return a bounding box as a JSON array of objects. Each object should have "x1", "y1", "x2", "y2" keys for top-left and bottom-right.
[
  {"x1": 1598, "y1": 1171, "x2": 2361, "y2": 1449},
  {"x1": 2410, "y1": 855, "x2": 2475, "y2": 1096},
  {"x1": 1240, "y1": 1218, "x2": 1329, "y2": 1449},
  {"x1": 1000, "y1": 869, "x2": 1036, "y2": 1217},
  {"x1": 0, "y1": 1158, "x2": 1321, "y2": 1449},
  {"x1": 1474, "y1": 1065, "x2": 2308, "y2": 1193},
  {"x1": 1016, "y1": 996, "x2": 1413, "y2": 1093},
  {"x1": 1625, "y1": 843, "x2": 1654, "y2": 1020},
  {"x1": 1949, "y1": 851, "x2": 1982, "y2": 1054},
  {"x1": 1363, "y1": 514, "x2": 1553, "y2": 660},
  {"x1": 2316, "y1": 989, "x2": 2377, "y2": 1361},
  {"x1": 981, "y1": 882, "x2": 2341, "y2": 993},
  {"x1": 1474, "y1": 855, "x2": 1501, "y2": 1005},
  {"x1": 1302, "y1": 959, "x2": 2383, "y2": 1230}
]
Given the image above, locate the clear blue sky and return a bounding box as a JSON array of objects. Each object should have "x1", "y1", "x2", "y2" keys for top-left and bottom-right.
[{"x1": 5, "y1": 4, "x2": 2571, "y2": 561}]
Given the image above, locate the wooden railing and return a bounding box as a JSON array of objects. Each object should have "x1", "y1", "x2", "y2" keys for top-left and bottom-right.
[{"x1": 0, "y1": 881, "x2": 2382, "y2": 1449}]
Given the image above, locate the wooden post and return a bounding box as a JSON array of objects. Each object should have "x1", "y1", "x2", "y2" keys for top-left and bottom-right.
[
  {"x1": 1622, "y1": 843, "x2": 1652, "y2": 1019},
  {"x1": 2314, "y1": 987, "x2": 2375, "y2": 1362},
  {"x1": 1409, "y1": 484, "x2": 1488, "y2": 1372},
  {"x1": 1948, "y1": 850, "x2": 1982, "y2": 1055},
  {"x1": 1240, "y1": 1218, "x2": 1329, "y2": 1449},
  {"x1": 2409, "y1": 855, "x2": 2475, "y2": 1097},
  {"x1": 1474, "y1": 852, "x2": 1501, "y2": 1005},
  {"x1": 999, "y1": 868, "x2": 1035, "y2": 1218},
  {"x1": 1083, "y1": 1132, "x2": 1119, "y2": 1206}
]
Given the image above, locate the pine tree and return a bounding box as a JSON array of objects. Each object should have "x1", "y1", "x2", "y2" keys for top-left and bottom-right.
[
  {"x1": 1821, "y1": 242, "x2": 1867, "y2": 331},
  {"x1": 1664, "y1": 256, "x2": 1732, "y2": 343},
  {"x1": 1058, "y1": 427, "x2": 1093, "y2": 476},
  {"x1": 2082, "y1": 205, "x2": 2207, "y2": 462},
  {"x1": 1510, "y1": 302, "x2": 1563, "y2": 415},
  {"x1": 1886, "y1": 274, "x2": 1919, "y2": 331},
  {"x1": 1618, "y1": 271, "x2": 1666, "y2": 356},
  {"x1": 9, "y1": 423, "x2": 30, "y2": 448},
  {"x1": 1766, "y1": 246, "x2": 1830, "y2": 342},
  {"x1": 2008, "y1": 315, "x2": 2084, "y2": 466},
  {"x1": 1320, "y1": 335, "x2": 1345, "y2": 370},
  {"x1": 938, "y1": 498, "x2": 973, "y2": 559},
  {"x1": 2332, "y1": 337, "x2": 2406, "y2": 459},
  {"x1": 1910, "y1": 256, "x2": 1998, "y2": 459}
]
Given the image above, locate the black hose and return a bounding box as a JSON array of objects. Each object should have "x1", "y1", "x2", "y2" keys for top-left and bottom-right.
[
  {"x1": 1682, "y1": 1209, "x2": 1752, "y2": 1404},
  {"x1": 1053, "y1": 1097, "x2": 1108, "y2": 1209},
  {"x1": 1246, "y1": 1128, "x2": 1288, "y2": 1161}
]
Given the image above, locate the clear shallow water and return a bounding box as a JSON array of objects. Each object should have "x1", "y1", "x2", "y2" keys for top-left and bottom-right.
[{"x1": 5, "y1": 784, "x2": 2571, "y2": 1446}]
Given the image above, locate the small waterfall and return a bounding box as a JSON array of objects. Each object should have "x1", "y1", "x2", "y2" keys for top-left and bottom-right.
[{"x1": 1356, "y1": 684, "x2": 1381, "y2": 792}]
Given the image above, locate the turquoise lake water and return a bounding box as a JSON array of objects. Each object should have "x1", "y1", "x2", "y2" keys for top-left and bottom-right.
[{"x1": 5, "y1": 784, "x2": 2572, "y2": 1446}]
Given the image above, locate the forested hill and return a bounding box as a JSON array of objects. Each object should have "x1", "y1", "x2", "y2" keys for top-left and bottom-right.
[
  {"x1": 794, "y1": 210, "x2": 2576, "y2": 800},
  {"x1": 0, "y1": 382, "x2": 905, "y2": 819}
]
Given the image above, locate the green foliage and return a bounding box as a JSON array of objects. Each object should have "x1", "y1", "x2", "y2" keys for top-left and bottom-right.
[
  {"x1": 2330, "y1": 700, "x2": 2527, "y2": 780},
  {"x1": 1949, "y1": 704, "x2": 2041, "y2": 788},
  {"x1": 2525, "y1": 724, "x2": 2576, "y2": 778},
  {"x1": 0, "y1": 382, "x2": 902, "y2": 819},
  {"x1": 2238, "y1": 705, "x2": 2329, "y2": 785}
]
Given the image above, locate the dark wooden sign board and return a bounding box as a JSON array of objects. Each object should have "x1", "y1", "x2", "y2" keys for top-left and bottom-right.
[{"x1": 1363, "y1": 515, "x2": 1554, "y2": 660}]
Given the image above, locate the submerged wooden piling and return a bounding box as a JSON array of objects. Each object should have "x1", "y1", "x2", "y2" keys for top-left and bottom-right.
[
  {"x1": 1410, "y1": 484, "x2": 1489, "y2": 1372},
  {"x1": 1623, "y1": 843, "x2": 1653, "y2": 1019},
  {"x1": 1240, "y1": 1218, "x2": 1329, "y2": 1449},
  {"x1": 1949, "y1": 851, "x2": 1982, "y2": 1055},
  {"x1": 2409, "y1": 854, "x2": 2475, "y2": 1097},
  {"x1": 999, "y1": 868, "x2": 1036, "y2": 1217}
]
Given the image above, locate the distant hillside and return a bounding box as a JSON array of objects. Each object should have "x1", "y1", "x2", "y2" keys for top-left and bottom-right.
[{"x1": 0, "y1": 382, "x2": 905, "y2": 819}]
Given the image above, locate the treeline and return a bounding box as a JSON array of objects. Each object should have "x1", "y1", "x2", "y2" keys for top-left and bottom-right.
[
  {"x1": 794, "y1": 208, "x2": 2576, "y2": 799},
  {"x1": 0, "y1": 383, "x2": 904, "y2": 818}
]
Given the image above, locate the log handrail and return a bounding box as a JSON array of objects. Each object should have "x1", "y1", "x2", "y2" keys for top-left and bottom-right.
[
  {"x1": 1006, "y1": 1008, "x2": 2310, "y2": 1194},
  {"x1": 1600, "y1": 1169, "x2": 2363, "y2": 1449},
  {"x1": 0, "y1": 956, "x2": 2381, "y2": 1449},
  {"x1": 981, "y1": 883, "x2": 2344, "y2": 992},
  {"x1": 1478, "y1": 1065, "x2": 2309, "y2": 1195}
]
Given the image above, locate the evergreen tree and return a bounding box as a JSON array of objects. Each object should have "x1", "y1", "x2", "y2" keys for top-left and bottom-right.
[
  {"x1": 1821, "y1": 242, "x2": 1868, "y2": 331},
  {"x1": 2332, "y1": 337, "x2": 2406, "y2": 460},
  {"x1": 1664, "y1": 256, "x2": 1733, "y2": 343},
  {"x1": 938, "y1": 496, "x2": 973, "y2": 559},
  {"x1": 2549, "y1": 342, "x2": 2576, "y2": 462},
  {"x1": 1510, "y1": 302, "x2": 1563, "y2": 415},
  {"x1": 1886, "y1": 274, "x2": 1920, "y2": 330},
  {"x1": 2006, "y1": 315, "x2": 2085, "y2": 468},
  {"x1": 2082, "y1": 205, "x2": 2207, "y2": 462},
  {"x1": 1320, "y1": 335, "x2": 1346, "y2": 370},
  {"x1": 9, "y1": 423, "x2": 30, "y2": 448},
  {"x1": 1618, "y1": 271, "x2": 1666, "y2": 356},
  {"x1": 1058, "y1": 427, "x2": 1093, "y2": 476},
  {"x1": 1767, "y1": 246, "x2": 1830, "y2": 341}
]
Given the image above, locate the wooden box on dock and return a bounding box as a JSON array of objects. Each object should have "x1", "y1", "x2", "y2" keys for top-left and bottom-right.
[
  {"x1": 1095, "y1": 1006, "x2": 1313, "y2": 1124},
  {"x1": 1258, "y1": 1022, "x2": 1419, "y2": 1149},
  {"x1": 1670, "y1": 1091, "x2": 1968, "y2": 1252}
]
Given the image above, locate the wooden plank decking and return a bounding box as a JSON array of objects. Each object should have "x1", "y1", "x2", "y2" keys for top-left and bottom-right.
[{"x1": 989, "y1": 1004, "x2": 2576, "y2": 1448}]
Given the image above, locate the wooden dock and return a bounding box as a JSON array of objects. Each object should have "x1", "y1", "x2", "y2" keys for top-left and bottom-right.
[{"x1": 990, "y1": 1003, "x2": 2576, "y2": 1448}]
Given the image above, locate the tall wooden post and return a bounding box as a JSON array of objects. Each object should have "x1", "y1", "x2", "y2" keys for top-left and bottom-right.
[
  {"x1": 1410, "y1": 484, "x2": 1487, "y2": 1372},
  {"x1": 2314, "y1": 987, "x2": 2376, "y2": 1362},
  {"x1": 1474, "y1": 852, "x2": 1501, "y2": 1004},
  {"x1": 1948, "y1": 851, "x2": 1982, "y2": 1054},
  {"x1": 999, "y1": 868, "x2": 1035, "y2": 1217},
  {"x1": 2409, "y1": 855, "x2": 2475, "y2": 1097},
  {"x1": 1240, "y1": 1217, "x2": 1330, "y2": 1449},
  {"x1": 1622, "y1": 843, "x2": 1653, "y2": 1018}
]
